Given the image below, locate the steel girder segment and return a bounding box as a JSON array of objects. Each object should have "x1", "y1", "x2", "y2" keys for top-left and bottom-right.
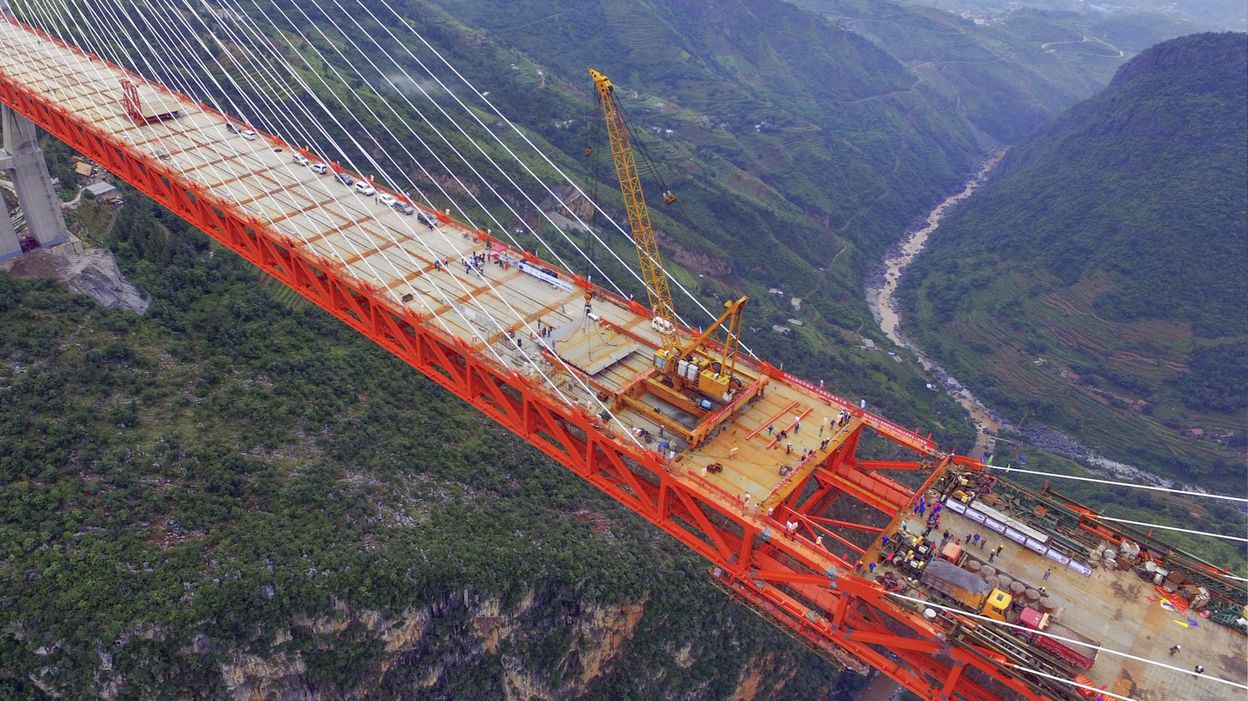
[
  {"x1": 0, "y1": 60, "x2": 744, "y2": 573},
  {"x1": 858, "y1": 459, "x2": 937, "y2": 472},
  {"x1": 721, "y1": 547, "x2": 1048, "y2": 701},
  {"x1": 794, "y1": 426, "x2": 917, "y2": 517}
]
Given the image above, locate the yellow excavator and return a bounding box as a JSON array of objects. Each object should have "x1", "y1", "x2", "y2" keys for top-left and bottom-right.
[{"x1": 589, "y1": 68, "x2": 753, "y2": 431}]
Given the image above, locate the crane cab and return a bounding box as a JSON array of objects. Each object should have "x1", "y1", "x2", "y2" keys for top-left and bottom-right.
[
  {"x1": 981, "y1": 589, "x2": 1012, "y2": 621},
  {"x1": 654, "y1": 347, "x2": 676, "y2": 372}
]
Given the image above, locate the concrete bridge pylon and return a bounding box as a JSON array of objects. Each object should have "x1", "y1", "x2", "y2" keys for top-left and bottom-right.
[{"x1": 0, "y1": 103, "x2": 69, "y2": 261}]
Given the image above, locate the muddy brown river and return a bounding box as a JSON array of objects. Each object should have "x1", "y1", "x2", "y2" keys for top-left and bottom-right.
[{"x1": 868, "y1": 151, "x2": 1005, "y2": 456}]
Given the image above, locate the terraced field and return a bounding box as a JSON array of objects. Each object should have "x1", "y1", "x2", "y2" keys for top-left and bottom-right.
[{"x1": 918, "y1": 267, "x2": 1242, "y2": 486}]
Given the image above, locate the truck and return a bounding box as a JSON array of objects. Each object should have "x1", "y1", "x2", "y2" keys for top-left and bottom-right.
[
  {"x1": 939, "y1": 541, "x2": 965, "y2": 565},
  {"x1": 1017, "y1": 606, "x2": 1100, "y2": 670},
  {"x1": 920, "y1": 559, "x2": 1012, "y2": 620}
]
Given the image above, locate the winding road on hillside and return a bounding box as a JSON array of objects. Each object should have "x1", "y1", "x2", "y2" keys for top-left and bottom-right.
[{"x1": 1041, "y1": 33, "x2": 1126, "y2": 58}]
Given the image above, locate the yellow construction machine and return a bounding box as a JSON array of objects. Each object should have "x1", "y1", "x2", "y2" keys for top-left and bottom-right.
[{"x1": 589, "y1": 68, "x2": 761, "y2": 443}]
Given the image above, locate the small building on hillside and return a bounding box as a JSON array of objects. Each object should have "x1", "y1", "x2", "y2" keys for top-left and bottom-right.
[{"x1": 84, "y1": 181, "x2": 120, "y2": 204}]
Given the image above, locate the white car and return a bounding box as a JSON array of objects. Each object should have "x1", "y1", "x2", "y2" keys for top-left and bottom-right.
[
  {"x1": 354, "y1": 181, "x2": 376, "y2": 197},
  {"x1": 293, "y1": 154, "x2": 309, "y2": 166},
  {"x1": 241, "y1": 130, "x2": 258, "y2": 141},
  {"x1": 309, "y1": 162, "x2": 328, "y2": 174},
  {"x1": 377, "y1": 193, "x2": 397, "y2": 207}
]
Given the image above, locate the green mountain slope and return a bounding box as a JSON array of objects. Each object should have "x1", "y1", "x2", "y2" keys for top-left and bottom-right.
[
  {"x1": 904, "y1": 33, "x2": 1248, "y2": 487},
  {"x1": 790, "y1": 0, "x2": 1127, "y2": 143}
]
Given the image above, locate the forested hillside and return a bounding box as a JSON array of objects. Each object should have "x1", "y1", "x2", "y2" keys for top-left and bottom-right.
[{"x1": 904, "y1": 33, "x2": 1248, "y2": 488}]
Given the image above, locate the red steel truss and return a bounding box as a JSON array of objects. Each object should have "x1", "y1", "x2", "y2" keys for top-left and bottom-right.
[{"x1": 0, "y1": 19, "x2": 1079, "y2": 700}]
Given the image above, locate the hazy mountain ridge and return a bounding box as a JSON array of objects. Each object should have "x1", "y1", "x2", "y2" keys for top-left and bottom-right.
[{"x1": 788, "y1": 0, "x2": 1130, "y2": 143}]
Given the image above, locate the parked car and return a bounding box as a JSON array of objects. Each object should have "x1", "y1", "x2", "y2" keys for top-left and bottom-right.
[
  {"x1": 377, "y1": 193, "x2": 397, "y2": 207},
  {"x1": 394, "y1": 201, "x2": 414, "y2": 216},
  {"x1": 334, "y1": 172, "x2": 354, "y2": 186},
  {"x1": 225, "y1": 123, "x2": 242, "y2": 135},
  {"x1": 309, "y1": 162, "x2": 328, "y2": 174},
  {"x1": 293, "y1": 154, "x2": 309, "y2": 166},
  {"x1": 241, "y1": 130, "x2": 258, "y2": 141},
  {"x1": 354, "y1": 181, "x2": 377, "y2": 197}
]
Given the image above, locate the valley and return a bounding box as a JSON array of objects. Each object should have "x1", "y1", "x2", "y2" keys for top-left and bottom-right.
[{"x1": 0, "y1": 1, "x2": 1243, "y2": 698}]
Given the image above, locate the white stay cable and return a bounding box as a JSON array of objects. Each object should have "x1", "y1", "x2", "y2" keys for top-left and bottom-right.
[
  {"x1": 368, "y1": 0, "x2": 754, "y2": 357},
  {"x1": 1012, "y1": 665, "x2": 1135, "y2": 701},
  {"x1": 205, "y1": 1, "x2": 535, "y2": 257},
  {"x1": 186, "y1": 1, "x2": 638, "y2": 442},
  {"x1": 889, "y1": 592, "x2": 1248, "y2": 693},
  {"x1": 220, "y1": 0, "x2": 531, "y2": 257},
  {"x1": 1095, "y1": 515, "x2": 1248, "y2": 544},
  {"x1": 12, "y1": 3, "x2": 202, "y2": 188},
  {"x1": 0, "y1": 12, "x2": 112, "y2": 147},
  {"x1": 102, "y1": 0, "x2": 504, "y2": 361},
  {"x1": 104, "y1": 0, "x2": 632, "y2": 454},
  {"x1": 252, "y1": 0, "x2": 633, "y2": 310},
  {"x1": 42, "y1": 0, "x2": 490, "y2": 385},
  {"x1": 58, "y1": 0, "x2": 453, "y2": 348},
  {"x1": 296, "y1": 0, "x2": 634, "y2": 301},
  {"x1": 135, "y1": 1, "x2": 608, "y2": 432},
  {"x1": 986, "y1": 464, "x2": 1248, "y2": 504}
]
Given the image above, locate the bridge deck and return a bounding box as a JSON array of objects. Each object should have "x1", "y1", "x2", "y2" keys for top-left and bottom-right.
[
  {"x1": 950, "y1": 507, "x2": 1244, "y2": 701},
  {"x1": 0, "y1": 18, "x2": 935, "y2": 512},
  {"x1": 876, "y1": 506, "x2": 1247, "y2": 700}
]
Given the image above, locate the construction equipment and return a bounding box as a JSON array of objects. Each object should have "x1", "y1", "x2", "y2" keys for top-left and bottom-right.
[{"x1": 588, "y1": 67, "x2": 749, "y2": 413}]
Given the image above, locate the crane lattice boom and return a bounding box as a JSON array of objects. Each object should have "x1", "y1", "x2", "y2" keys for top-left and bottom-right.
[{"x1": 589, "y1": 67, "x2": 678, "y2": 348}]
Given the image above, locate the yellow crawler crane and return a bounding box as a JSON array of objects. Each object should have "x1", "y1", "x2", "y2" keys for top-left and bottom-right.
[{"x1": 589, "y1": 67, "x2": 749, "y2": 415}]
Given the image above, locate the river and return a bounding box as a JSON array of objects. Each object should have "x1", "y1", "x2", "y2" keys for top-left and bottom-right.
[
  {"x1": 863, "y1": 152, "x2": 1205, "y2": 494},
  {"x1": 867, "y1": 151, "x2": 1005, "y2": 458}
]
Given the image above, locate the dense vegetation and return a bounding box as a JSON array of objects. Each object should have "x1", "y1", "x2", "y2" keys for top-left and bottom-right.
[
  {"x1": 0, "y1": 191, "x2": 857, "y2": 698},
  {"x1": 904, "y1": 33, "x2": 1248, "y2": 488}
]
